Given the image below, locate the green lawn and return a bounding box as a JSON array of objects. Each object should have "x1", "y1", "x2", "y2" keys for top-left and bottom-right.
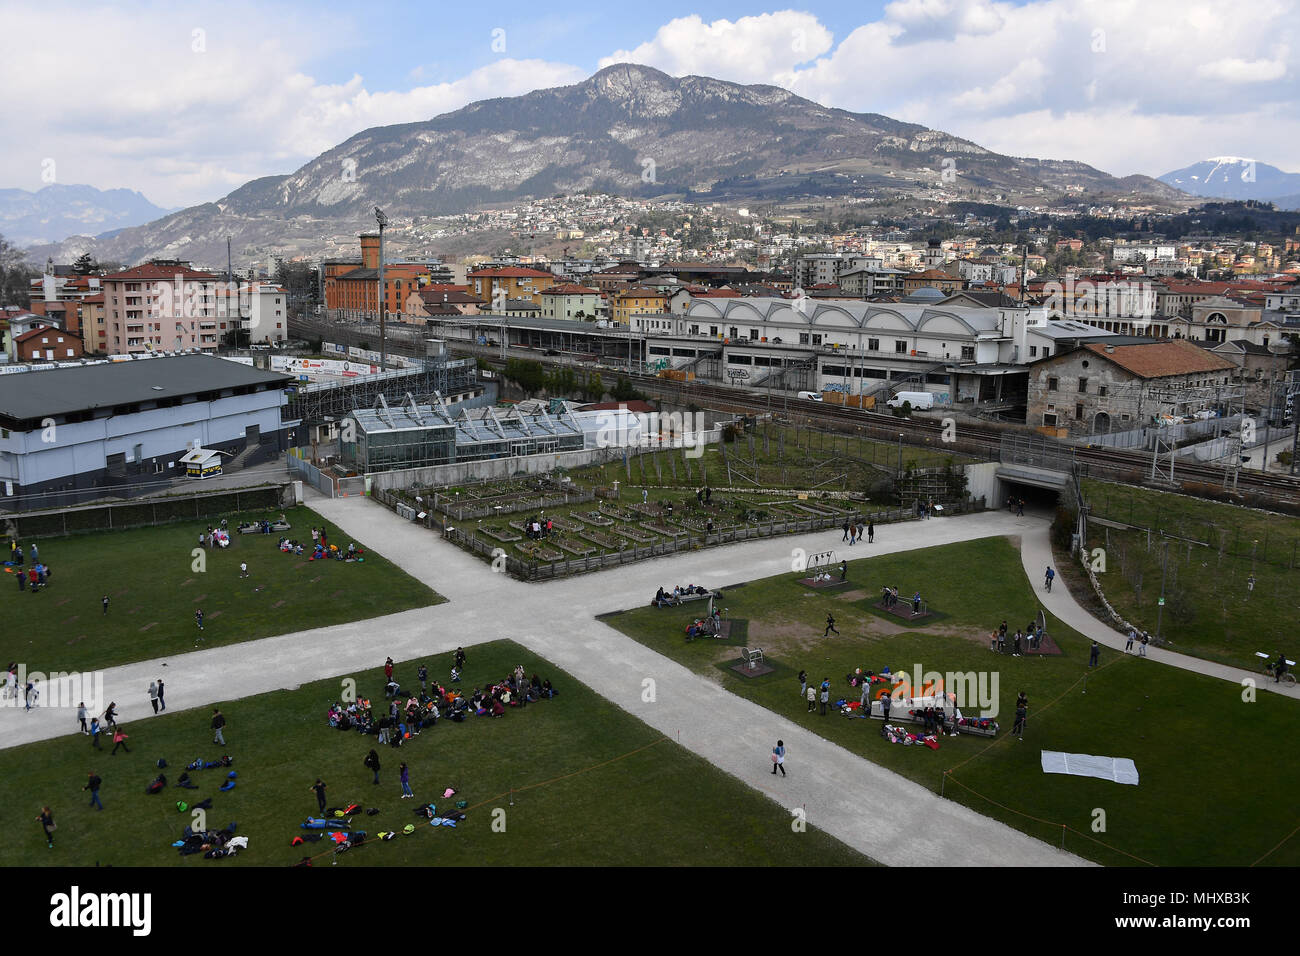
[
  {"x1": 601, "y1": 537, "x2": 1300, "y2": 867},
  {"x1": 0, "y1": 641, "x2": 872, "y2": 867},
  {"x1": 1081, "y1": 478, "x2": 1300, "y2": 669},
  {"x1": 1, "y1": 505, "x2": 442, "y2": 673}
]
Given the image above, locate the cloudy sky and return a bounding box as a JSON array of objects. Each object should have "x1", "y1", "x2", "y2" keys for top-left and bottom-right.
[{"x1": 2, "y1": 0, "x2": 1295, "y2": 208}]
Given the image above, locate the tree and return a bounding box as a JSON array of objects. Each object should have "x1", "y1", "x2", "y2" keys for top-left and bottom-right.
[
  {"x1": 71, "y1": 253, "x2": 100, "y2": 275},
  {"x1": 0, "y1": 233, "x2": 37, "y2": 308},
  {"x1": 504, "y1": 358, "x2": 545, "y2": 395}
]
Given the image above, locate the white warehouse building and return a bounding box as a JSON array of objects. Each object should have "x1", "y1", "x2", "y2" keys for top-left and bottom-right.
[{"x1": 0, "y1": 354, "x2": 294, "y2": 504}]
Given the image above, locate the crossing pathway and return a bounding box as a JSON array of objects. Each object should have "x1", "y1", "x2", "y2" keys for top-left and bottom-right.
[{"x1": 9, "y1": 495, "x2": 1289, "y2": 864}]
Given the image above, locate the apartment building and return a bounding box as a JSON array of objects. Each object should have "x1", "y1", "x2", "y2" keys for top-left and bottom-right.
[{"x1": 101, "y1": 262, "x2": 227, "y2": 354}]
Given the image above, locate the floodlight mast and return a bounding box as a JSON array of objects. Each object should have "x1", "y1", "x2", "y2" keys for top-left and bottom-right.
[{"x1": 376, "y1": 206, "x2": 389, "y2": 372}]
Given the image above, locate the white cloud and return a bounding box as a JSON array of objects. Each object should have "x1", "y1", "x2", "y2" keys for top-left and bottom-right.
[
  {"x1": 606, "y1": 0, "x2": 1299, "y2": 177},
  {"x1": 0, "y1": 4, "x2": 583, "y2": 209},
  {"x1": 1196, "y1": 53, "x2": 1288, "y2": 84},
  {"x1": 599, "y1": 11, "x2": 835, "y2": 84}
]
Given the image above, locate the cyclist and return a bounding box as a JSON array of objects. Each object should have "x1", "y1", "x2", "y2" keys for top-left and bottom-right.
[
  {"x1": 1274, "y1": 652, "x2": 1290, "y2": 684},
  {"x1": 1044, "y1": 566, "x2": 1055, "y2": 592}
]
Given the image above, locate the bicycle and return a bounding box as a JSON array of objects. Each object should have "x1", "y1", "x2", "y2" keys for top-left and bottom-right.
[{"x1": 1262, "y1": 660, "x2": 1297, "y2": 686}]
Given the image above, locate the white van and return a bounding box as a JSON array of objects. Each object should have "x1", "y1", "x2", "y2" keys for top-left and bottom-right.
[
  {"x1": 797, "y1": 391, "x2": 823, "y2": 402},
  {"x1": 886, "y1": 391, "x2": 935, "y2": 410}
]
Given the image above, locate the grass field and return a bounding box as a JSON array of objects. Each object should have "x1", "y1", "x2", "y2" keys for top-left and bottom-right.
[
  {"x1": 0, "y1": 641, "x2": 872, "y2": 867},
  {"x1": 0, "y1": 505, "x2": 442, "y2": 673},
  {"x1": 601, "y1": 537, "x2": 1300, "y2": 866},
  {"x1": 1081, "y1": 479, "x2": 1300, "y2": 669}
]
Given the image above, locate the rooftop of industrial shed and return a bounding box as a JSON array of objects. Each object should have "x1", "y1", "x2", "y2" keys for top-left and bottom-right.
[{"x1": 0, "y1": 354, "x2": 293, "y2": 420}]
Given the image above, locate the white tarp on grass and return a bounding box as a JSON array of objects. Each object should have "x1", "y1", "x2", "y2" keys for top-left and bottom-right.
[{"x1": 1041, "y1": 751, "x2": 1139, "y2": 785}]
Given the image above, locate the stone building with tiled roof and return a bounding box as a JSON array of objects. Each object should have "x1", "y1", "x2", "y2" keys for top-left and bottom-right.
[{"x1": 1026, "y1": 339, "x2": 1238, "y2": 434}]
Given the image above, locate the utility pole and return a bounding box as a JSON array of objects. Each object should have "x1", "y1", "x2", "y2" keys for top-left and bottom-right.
[
  {"x1": 1291, "y1": 372, "x2": 1300, "y2": 476},
  {"x1": 1155, "y1": 539, "x2": 1169, "y2": 642},
  {"x1": 375, "y1": 206, "x2": 389, "y2": 372},
  {"x1": 1261, "y1": 376, "x2": 1277, "y2": 472},
  {"x1": 897, "y1": 431, "x2": 904, "y2": 508}
]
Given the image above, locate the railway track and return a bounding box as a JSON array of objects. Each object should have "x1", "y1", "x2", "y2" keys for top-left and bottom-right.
[
  {"x1": 630, "y1": 374, "x2": 1300, "y2": 505},
  {"x1": 292, "y1": 321, "x2": 1300, "y2": 505}
]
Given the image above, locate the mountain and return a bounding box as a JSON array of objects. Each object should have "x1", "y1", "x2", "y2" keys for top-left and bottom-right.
[
  {"x1": 1158, "y1": 157, "x2": 1300, "y2": 208},
  {"x1": 0, "y1": 184, "x2": 173, "y2": 245},
  {"x1": 25, "y1": 64, "x2": 1188, "y2": 267}
]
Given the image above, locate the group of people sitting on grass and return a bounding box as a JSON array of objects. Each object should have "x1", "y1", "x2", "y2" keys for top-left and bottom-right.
[
  {"x1": 992, "y1": 619, "x2": 1044, "y2": 656},
  {"x1": 201, "y1": 527, "x2": 232, "y2": 549},
  {"x1": 653, "y1": 584, "x2": 712, "y2": 607},
  {"x1": 524, "y1": 517, "x2": 552, "y2": 540},
  {"x1": 279, "y1": 538, "x2": 364, "y2": 561},
  {"x1": 327, "y1": 669, "x2": 558, "y2": 746},
  {"x1": 685, "y1": 608, "x2": 723, "y2": 640}
]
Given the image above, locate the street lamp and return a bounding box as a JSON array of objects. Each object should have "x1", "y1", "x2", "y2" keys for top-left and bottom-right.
[{"x1": 375, "y1": 206, "x2": 389, "y2": 372}]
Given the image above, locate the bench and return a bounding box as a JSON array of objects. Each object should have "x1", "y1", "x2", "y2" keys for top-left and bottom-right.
[
  {"x1": 674, "y1": 590, "x2": 716, "y2": 605},
  {"x1": 740, "y1": 647, "x2": 764, "y2": 669}
]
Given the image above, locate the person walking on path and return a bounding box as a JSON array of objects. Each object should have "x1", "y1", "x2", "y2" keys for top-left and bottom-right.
[
  {"x1": 211, "y1": 708, "x2": 226, "y2": 746},
  {"x1": 110, "y1": 727, "x2": 130, "y2": 755},
  {"x1": 156, "y1": 679, "x2": 165, "y2": 711},
  {"x1": 771, "y1": 740, "x2": 786, "y2": 777},
  {"x1": 310, "y1": 778, "x2": 327, "y2": 815},
  {"x1": 148, "y1": 681, "x2": 160, "y2": 715},
  {"x1": 1044, "y1": 566, "x2": 1055, "y2": 592},
  {"x1": 1139, "y1": 632, "x2": 1149, "y2": 657},
  {"x1": 868, "y1": 519, "x2": 874, "y2": 543},
  {"x1": 819, "y1": 679, "x2": 830, "y2": 716},
  {"x1": 77, "y1": 702, "x2": 89, "y2": 734},
  {"x1": 1088, "y1": 641, "x2": 1101, "y2": 667},
  {"x1": 89, "y1": 717, "x2": 102, "y2": 749},
  {"x1": 805, "y1": 685, "x2": 816, "y2": 713},
  {"x1": 84, "y1": 772, "x2": 103, "y2": 810},
  {"x1": 102, "y1": 595, "x2": 109, "y2": 615},
  {"x1": 1125, "y1": 629, "x2": 1136, "y2": 653},
  {"x1": 798, "y1": 670, "x2": 808, "y2": 698},
  {"x1": 37, "y1": 806, "x2": 56, "y2": 848},
  {"x1": 399, "y1": 762, "x2": 413, "y2": 799},
  {"x1": 364, "y1": 749, "x2": 381, "y2": 785},
  {"x1": 824, "y1": 613, "x2": 839, "y2": 637},
  {"x1": 103, "y1": 702, "x2": 118, "y2": 729},
  {"x1": 841, "y1": 519, "x2": 850, "y2": 542}
]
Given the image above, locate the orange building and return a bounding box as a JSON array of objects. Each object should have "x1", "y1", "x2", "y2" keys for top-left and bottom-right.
[
  {"x1": 468, "y1": 267, "x2": 558, "y2": 307},
  {"x1": 324, "y1": 234, "x2": 436, "y2": 315},
  {"x1": 610, "y1": 286, "x2": 668, "y2": 325}
]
